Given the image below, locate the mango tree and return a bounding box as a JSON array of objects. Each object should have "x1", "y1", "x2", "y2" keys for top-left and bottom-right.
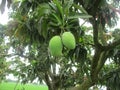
[{"x1": 2, "y1": 0, "x2": 120, "y2": 90}]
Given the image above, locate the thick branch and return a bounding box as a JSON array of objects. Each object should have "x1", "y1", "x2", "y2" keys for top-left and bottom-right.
[
  {"x1": 104, "y1": 39, "x2": 120, "y2": 50},
  {"x1": 95, "y1": 51, "x2": 109, "y2": 74},
  {"x1": 108, "y1": 4, "x2": 120, "y2": 14},
  {"x1": 91, "y1": 47, "x2": 102, "y2": 81},
  {"x1": 87, "y1": 0, "x2": 103, "y2": 16},
  {"x1": 69, "y1": 79, "x2": 93, "y2": 90},
  {"x1": 93, "y1": 21, "x2": 98, "y2": 45},
  {"x1": 45, "y1": 73, "x2": 52, "y2": 90},
  {"x1": 92, "y1": 19, "x2": 100, "y2": 46}
]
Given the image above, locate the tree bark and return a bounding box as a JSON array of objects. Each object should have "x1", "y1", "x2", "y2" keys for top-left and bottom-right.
[{"x1": 69, "y1": 79, "x2": 93, "y2": 90}]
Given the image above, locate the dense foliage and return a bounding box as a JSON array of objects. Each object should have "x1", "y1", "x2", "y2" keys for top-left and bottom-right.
[{"x1": 0, "y1": 24, "x2": 9, "y2": 82}]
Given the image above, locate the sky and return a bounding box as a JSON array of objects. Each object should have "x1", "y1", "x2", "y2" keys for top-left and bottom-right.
[{"x1": 0, "y1": 6, "x2": 9, "y2": 25}]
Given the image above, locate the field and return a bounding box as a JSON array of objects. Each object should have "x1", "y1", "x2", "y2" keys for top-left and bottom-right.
[{"x1": 0, "y1": 82, "x2": 48, "y2": 90}]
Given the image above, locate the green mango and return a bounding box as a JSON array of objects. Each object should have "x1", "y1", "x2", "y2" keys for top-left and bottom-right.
[
  {"x1": 62, "y1": 32, "x2": 76, "y2": 49},
  {"x1": 49, "y1": 36, "x2": 63, "y2": 56}
]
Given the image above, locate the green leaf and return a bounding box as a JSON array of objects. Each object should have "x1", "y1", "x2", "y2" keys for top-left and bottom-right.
[
  {"x1": 49, "y1": 21, "x2": 60, "y2": 26},
  {"x1": 25, "y1": 20, "x2": 32, "y2": 31},
  {"x1": 68, "y1": 13, "x2": 92, "y2": 19},
  {"x1": 51, "y1": 13, "x2": 62, "y2": 25},
  {"x1": 49, "y1": 1, "x2": 57, "y2": 11},
  {"x1": 73, "y1": 4, "x2": 88, "y2": 14},
  {"x1": 64, "y1": 0, "x2": 73, "y2": 16},
  {"x1": 37, "y1": 3, "x2": 51, "y2": 17},
  {"x1": 19, "y1": 0, "x2": 31, "y2": 14},
  {"x1": 41, "y1": 20, "x2": 48, "y2": 39},
  {"x1": 53, "y1": 0, "x2": 63, "y2": 18}
]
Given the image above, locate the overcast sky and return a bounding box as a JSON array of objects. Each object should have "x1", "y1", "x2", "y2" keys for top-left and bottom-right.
[{"x1": 0, "y1": 6, "x2": 9, "y2": 25}]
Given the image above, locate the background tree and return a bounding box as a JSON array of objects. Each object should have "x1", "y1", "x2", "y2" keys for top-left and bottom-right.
[
  {"x1": 0, "y1": 24, "x2": 10, "y2": 82},
  {"x1": 1, "y1": 0, "x2": 120, "y2": 90}
]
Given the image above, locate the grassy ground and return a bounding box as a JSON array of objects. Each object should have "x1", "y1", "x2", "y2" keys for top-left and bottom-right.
[{"x1": 0, "y1": 82, "x2": 48, "y2": 90}]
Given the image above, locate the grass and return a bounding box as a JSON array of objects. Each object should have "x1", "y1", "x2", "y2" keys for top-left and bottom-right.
[{"x1": 0, "y1": 82, "x2": 48, "y2": 90}]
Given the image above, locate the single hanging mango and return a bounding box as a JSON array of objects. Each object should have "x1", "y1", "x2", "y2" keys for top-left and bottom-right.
[
  {"x1": 62, "y1": 32, "x2": 76, "y2": 49},
  {"x1": 49, "y1": 36, "x2": 63, "y2": 56}
]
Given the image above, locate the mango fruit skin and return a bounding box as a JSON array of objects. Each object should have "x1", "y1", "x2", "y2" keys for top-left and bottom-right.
[
  {"x1": 49, "y1": 36, "x2": 63, "y2": 56},
  {"x1": 62, "y1": 32, "x2": 76, "y2": 49}
]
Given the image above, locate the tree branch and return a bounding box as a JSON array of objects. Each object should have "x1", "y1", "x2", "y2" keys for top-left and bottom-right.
[
  {"x1": 90, "y1": 18, "x2": 99, "y2": 46},
  {"x1": 108, "y1": 4, "x2": 120, "y2": 14},
  {"x1": 95, "y1": 51, "x2": 109, "y2": 74},
  {"x1": 69, "y1": 79, "x2": 93, "y2": 90},
  {"x1": 104, "y1": 39, "x2": 120, "y2": 50},
  {"x1": 44, "y1": 73, "x2": 52, "y2": 90},
  {"x1": 87, "y1": 0, "x2": 103, "y2": 16},
  {"x1": 91, "y1": 47, "x2": 102, "y2": 82}
]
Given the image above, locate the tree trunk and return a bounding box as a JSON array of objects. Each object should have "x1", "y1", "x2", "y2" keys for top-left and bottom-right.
[
  {"x1": 69, "y1": 79, "x2": 93, "y2": 90},
  {"x1": 45, "y1": 73, "x2": 60, "y2": 90},
  {"x1": 48, "y1": 84, "x2": 59, "y2": 90}
]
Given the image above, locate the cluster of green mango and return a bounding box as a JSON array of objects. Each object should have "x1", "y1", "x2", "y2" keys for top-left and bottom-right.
[{"x1": 49, "y1": 32, "x2": 76, "y2": 57}]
